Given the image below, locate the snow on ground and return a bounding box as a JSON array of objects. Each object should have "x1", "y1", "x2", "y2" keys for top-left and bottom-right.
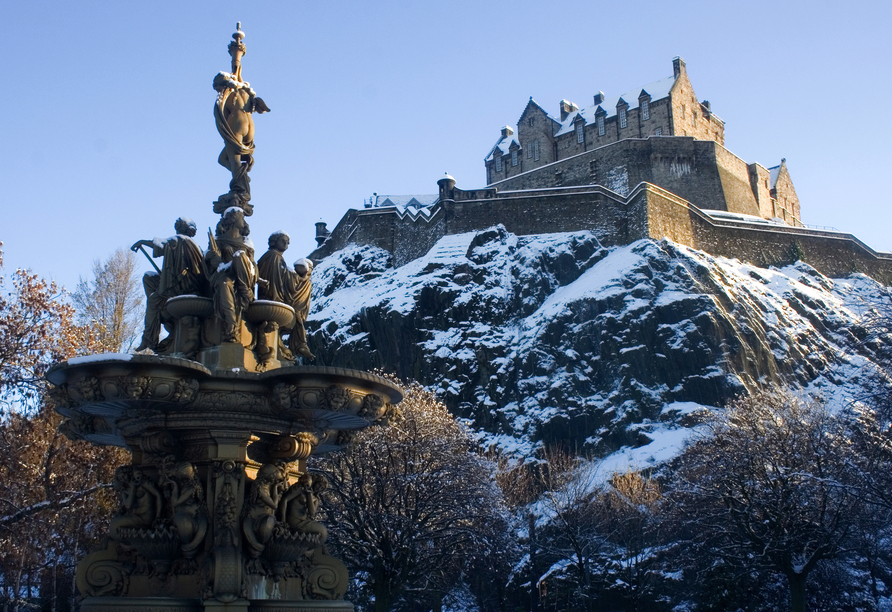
[{"x1": 311, "y1": 228, "x2": 891, "y2": 474}]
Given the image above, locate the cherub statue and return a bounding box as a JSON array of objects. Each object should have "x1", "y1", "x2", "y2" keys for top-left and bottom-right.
[
  {"x1": 109, "y1": 467, "x2": 163, "y2": 540},
  {"x1": 278, "y1": 473, "x2": 328, "y2": 544},
  {"x1": 242, "y1": 462, "x2": 287, "y2": 558},
  {"x1": 161, "y1": 461, "x2": 208, "y2": 559},
  {"x1": 212, "y1": 45, "x2": 269, "y2": 216},
  {"x1": 205, "y1": 208, "x2": 257, "y2": 343},
  {"x1": 131, "y1": 218, "x2": 207, "y2": 352}
]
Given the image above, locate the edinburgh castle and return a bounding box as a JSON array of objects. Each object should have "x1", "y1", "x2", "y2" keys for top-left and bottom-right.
[{"x1": 311, "y1": 58, "x2": 892, "y2": 283}]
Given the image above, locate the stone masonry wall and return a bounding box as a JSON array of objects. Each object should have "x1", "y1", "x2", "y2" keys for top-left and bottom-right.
[
  {"x1": 393, "y1": 209, "x2": 447, "y2": 267},
  {"x1": 447, "y1": 188, "x2": 648, "y2": 247},
  {"x1": 311, "y1": 183, "x2": 892, "y2": 287},
  {"x1": 642, "y1": 187, "x2": 892, "y2": 284},
  {"x1": 490, "y1": 137, "x2": 769, "y2": 216},
  {"x1": 668, "y1": 62, "x2": 725, "y2": 144}
]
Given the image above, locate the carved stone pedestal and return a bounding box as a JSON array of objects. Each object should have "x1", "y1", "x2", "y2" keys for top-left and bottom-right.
[{"x1": 49, "y1": 356, "x2": 400, "y2": 612}]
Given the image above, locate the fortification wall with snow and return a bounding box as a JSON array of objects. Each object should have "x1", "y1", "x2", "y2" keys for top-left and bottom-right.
[{"x1": 310, "y1": 182, "x2": 892, "y2": 285}]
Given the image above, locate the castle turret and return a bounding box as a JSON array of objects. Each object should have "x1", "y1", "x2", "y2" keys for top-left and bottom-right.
[
  {"x1": 438, "y1": 173, "x2": 456, "y2": 201},
  {"x1": 314, "y1": 221, "x2": 330, "y2": 246}
]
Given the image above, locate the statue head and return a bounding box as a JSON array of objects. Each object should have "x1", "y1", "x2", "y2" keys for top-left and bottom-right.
[
  {"x1": 217, "y1": 207, "x2": 250, "y2": 238},
  {"x1": 268, "y1": 231, "x2": 290, "y2": 252},
  {"x1": 175, "y1": 217, "x2": 198, "y2": 237},
  {"x1": 294, "y1": 258, "x2": 313, "y2": 277},
  {"x1": 173, "y1": 462, "x2": 196, "y2": 481},
  {"x1": 256, "y1": 462, "x2": 284, "y2": 484},
  {"x1": 213, "y1": 72, "x2": 234, "y2": 93}
]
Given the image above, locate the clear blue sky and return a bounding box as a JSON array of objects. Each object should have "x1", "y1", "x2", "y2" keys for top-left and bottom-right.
[{"x1": 5, "y1": 0, "x2": 891, "y2": 291}]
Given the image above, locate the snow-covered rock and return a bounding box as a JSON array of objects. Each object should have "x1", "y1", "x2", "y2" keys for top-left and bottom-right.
[{"x1": 307, "y1": 225, "x2": 890, "y2": 458}]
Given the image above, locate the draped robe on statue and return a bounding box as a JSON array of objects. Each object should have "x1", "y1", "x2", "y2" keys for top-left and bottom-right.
[
  {"x1": 288, "y1": 267, "x2": 312, "y2": 356},
  {"x1": 205, "y1": 236, "x2": 257, "y2": 343},
  {"x1": 139, "y1": 235, "x2": 207, "y2": 351},
  {"x1": 256, "y1": 248, "x2": 289, "y2": 303}
]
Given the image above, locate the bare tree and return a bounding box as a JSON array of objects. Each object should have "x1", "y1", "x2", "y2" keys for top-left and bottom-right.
[
  {"x1": 0, "y1": 246, "x2": 126, "y2": 611},
  {"x1": 319, "y1": 382, "x2": 511, "y2": 612},
  {"x1": 669, "y1": 391, "x2": 863, "y2": 612},
  {"x1": 72, "y1": 248, "x2": 143, "y2": 353}
]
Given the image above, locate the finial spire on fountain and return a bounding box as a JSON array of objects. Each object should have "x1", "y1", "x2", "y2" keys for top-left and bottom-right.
[
  {"x1": 229, "y1": 22, "x2": 246, "y2": 81},
  {"x1": 213, "y1": 22, "x2": 269, "y2": 217}
]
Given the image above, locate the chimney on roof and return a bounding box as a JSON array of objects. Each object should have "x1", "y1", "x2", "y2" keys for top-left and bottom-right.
[
  {"x1": 673, "y1": 56, "x2": 686, "y2": 78},
  {"x1": 559, "y1": 99, "x2": 579, "y2": 121},
  {"x1": 593, "y1": 91, "x2": 605, "y2": 105},
  {"x1": 501, "y1": 125, "x2": 514, "y2": 138},
  {"x1": 314, "y1": 221, "x2": 330, "y2": 247}
]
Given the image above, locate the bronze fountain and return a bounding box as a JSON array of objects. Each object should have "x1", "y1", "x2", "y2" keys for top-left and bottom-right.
[{"x1": 47, "y1": 24, "x2": 401, "y2": 612}]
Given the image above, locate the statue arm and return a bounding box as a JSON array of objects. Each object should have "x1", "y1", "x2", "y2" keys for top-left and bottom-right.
[
  {"x1": 172, "y1": 482, "x2": 194, "y2": 506},
  {"x1": 142, "y1": 481, "x2": 164, "y2": 519},
  {"x1": 258, "y1": 485, "x2": 278, "y2": 511},
  {"x1": 131, "y1": 238, "x2": 167, "y2": 258}
]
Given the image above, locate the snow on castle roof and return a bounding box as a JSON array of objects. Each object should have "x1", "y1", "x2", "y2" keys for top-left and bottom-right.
[
  {"x1": 768, "y1": 165, "x2": 781, "y2": 189},
  {"x1": 554, "y1": 74, "x2": 677, "y2": 137},
  {"x1": 485, "y1": 131, "x2": 522, "y2": 162}
]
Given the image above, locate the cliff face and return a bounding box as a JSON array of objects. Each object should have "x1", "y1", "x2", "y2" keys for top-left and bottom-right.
[{"x1": 307, "y1": 226, "x2": 888, "y2": 458}]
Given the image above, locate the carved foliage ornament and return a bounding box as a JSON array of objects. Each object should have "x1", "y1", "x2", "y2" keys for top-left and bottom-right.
[{"x1": 53, "y1": 375, "x2": 200, "y2": 407}]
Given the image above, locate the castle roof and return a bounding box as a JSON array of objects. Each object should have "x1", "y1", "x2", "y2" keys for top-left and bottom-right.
[
  {"x1": 485, "y1": 131, "x2": 521, "y2": 162},
  {"x1": 517, "y1": 97, "x2": 561, "y2": 127},
  {"x1": 768, "y1": 165, "x2": 781, "y2": 189},
  {"x1": 554, "y1": 74, "x2": 676, "y2": 136},
  {"x1": 370, "y1": 194, "x2": 439, "y2": 210}
]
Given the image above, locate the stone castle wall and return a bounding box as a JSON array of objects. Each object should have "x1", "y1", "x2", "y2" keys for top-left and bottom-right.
[
  {"x1": 310, "y1": 182, "x2": 892, "y2": 284},
  {"x1": 489, "y1": 136, "x2": 771, "y2": 219}
]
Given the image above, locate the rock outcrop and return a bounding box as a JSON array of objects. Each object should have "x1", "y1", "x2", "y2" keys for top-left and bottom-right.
[{"x1": 307, "y1": 226, "x2": 889, "y2": 457}]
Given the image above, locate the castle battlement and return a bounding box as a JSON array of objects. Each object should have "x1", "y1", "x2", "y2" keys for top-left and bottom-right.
[{"x1": 310, "y1": 59, "x2": 890, "y2": 283}]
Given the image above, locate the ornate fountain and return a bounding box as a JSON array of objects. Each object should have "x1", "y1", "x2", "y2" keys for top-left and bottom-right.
[{"x1": 47, "y1": 24, "x2": 401, "y2": 612}]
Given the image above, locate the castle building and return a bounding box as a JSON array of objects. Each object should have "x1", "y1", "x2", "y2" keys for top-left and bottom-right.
[
  {"x1": 310, "y1": 59, "x2": 892, "y2": 283},
  {"x1": 484, "y1": 58, "x2": 801, "y2": 226}
]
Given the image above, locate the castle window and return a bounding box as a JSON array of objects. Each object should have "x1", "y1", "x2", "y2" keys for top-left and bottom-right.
[
  {"x1": 496, "y1": 155, "x2": 502, "y2": 172},
  {"x1": 655, "y1": 127, "x2": 662, "y2": 136},
  {"x1": 527, "y1": 143, "x2": 533, "y2": 159},
  {"x1": 534, "y1": 141, "x2": 540, "y2": 161},
  {"x1": 692, "y1": 112, "x2": 697, "y2": 127},
  {"x1": 620, "y1": 108, "x2": 627, "y2": 129},
  {"x1": 511, "y1": 150, "x2": 518, "y2": 166},
  {"x1": 681, "y1": 104, "x2": 686, "y2": 118},
  {"x1": 576, "y1": 123, "x2": 584, "y2": 144},
  {"x1": 528, "y1": 117, "x2": 534, "y2": 127},
  {"x1": 641, "y1": 99, "x2": 649, "y2": 120},
  {"x1": 597, "y1": 116, "x2": 605, "y2": 136}
]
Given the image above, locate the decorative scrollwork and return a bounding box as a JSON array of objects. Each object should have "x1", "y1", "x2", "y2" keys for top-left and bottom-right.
[
  {"x1": 76, "y1": 542, "x2": 131, "y2": 597},
  {"x1": 304, "y1": 551, "x2": 348, "y2": 600}
]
